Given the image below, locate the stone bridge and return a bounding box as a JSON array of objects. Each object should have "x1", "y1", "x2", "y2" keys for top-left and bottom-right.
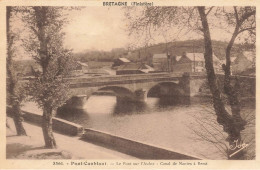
[
  {"x1": 66, "y1": 73, "x2": 194, "y2": 108},
  {"x1": 64, "y1": 72, "x2": 255, "y2": 109}
]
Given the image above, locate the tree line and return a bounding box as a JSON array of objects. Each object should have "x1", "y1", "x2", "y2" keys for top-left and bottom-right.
[{"x1": 74, "y1": 39, "x2": 254, "y2": 64}]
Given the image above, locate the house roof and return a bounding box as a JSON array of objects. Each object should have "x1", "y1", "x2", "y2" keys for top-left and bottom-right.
[
  {"x1": 77, "y1": 61, "x2": 88, "y2": 67},
  {"x1": 184, "y1": 53, "x2": 220, "y2": 62},
  {"x1": 143, "y1": 64, "x2": 154, "y2": 70},
  {"x1": 243, "y1": 51, "x2": 255, "y2": 62},
  {"x1": 117, "y1": 63, "x2": 153, "y2": 71},
  {"x1": 185, "y1": 53, "x2": 204, "y2": 61},
  {"x1": 153, "y1": 53, "x2": 168, "y2": 59},
  {"x1": 176, "y1": 56, "x2": 182, "y2": 61},
  {"x1": 87, "y1": 69, "x2": 110, "y2": 74},
  {"x1": 220, "y1": 52, "x2": 254, "y2": 65},
  {"x1": 233, "y1": 55, "x2": 253, "y2": 65},
  {"x1": 118, "y1": 57, "x2": 131, "y2": 63},
  {"x1": 231, "y1": 57, "x2": 237, "y2": 62},
  {"x1": 141, "y1": 64, "x2": 154, "y2": 73}
]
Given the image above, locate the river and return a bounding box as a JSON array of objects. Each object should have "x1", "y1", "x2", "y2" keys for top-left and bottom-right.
[{"x1": 22, "y1": 95, "x2": 255, "y2": 160}]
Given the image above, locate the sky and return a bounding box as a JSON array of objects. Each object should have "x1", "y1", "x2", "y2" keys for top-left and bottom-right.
[
  {"x1": 62, "y1": 7, "x2": 244, "y2": 53},
  {"x1": 11, "y1": 6, "x2": 252, "y2": 58},
  {"x1": 63, "y1": 7, "x2": 202, "y2": 52},
  {"x1": 63, "y1": 7, "x2": 129, "y2": 52}
]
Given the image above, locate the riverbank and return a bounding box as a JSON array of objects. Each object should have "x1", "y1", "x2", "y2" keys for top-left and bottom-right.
[{"x1": 6, "y1": 117, "x2": 136, "y2": 159}]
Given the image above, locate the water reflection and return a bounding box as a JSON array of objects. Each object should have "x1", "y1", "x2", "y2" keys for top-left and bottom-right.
[
  {"x1": 56, "y1": 106, "x2": 90, "y2": 125},
  {"x1": 56, "y1": 95, "x2": 192, "y2": 121},
  {"x1": 113, "y1": 100, "x2": 147, "y2": 115},
  {"x1": 156, "y1": 96, "x2": 191, "y2": 107},
  {"x1": 55, "y1": 95, "x2": 253, "y2": 126}
]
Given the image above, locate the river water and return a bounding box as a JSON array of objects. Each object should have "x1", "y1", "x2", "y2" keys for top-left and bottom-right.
[{"x1": 22, "y1": 96, "x2": 255, "y2": 160}]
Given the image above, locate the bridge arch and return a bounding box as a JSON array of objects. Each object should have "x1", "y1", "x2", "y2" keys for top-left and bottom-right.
[
  {"x1": 95, "y1": 86, "x2": 135, "y2": 99},
  {"x1": 62, "y1": 86, "x2": 136, "y2": 110}
]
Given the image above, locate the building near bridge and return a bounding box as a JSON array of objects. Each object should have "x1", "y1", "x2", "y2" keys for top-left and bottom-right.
[
  {"x1": 152, "y1": 53, "x2": 177, "y2": 72},
  {"x1": 218, "y1": 51, "x2": 255, "y2": 75},
  {"x1": 116, "y1": 62, "x2": 154, "y2": 75},
  {"x1": 112, "y1": 57, "x2": 131, "y2": 68},
  {"x1": 71, "y1": 61, "x2": 89, "y2": 76},
  {"x1": 244, "y1": 50, "x2": 256, "y2": 67},
  {"x1": 76, "y1": 61, "x2": 88, "y2": 71},
  {"x1": 172, "y1": 52, "x2": 222, "y2": 73},
  {"x1": 231, "y1": 51, "x2": 255, "y2": 75},
  {"x1": 152, "y1": 53, "x2": 168, "y2": 71}
]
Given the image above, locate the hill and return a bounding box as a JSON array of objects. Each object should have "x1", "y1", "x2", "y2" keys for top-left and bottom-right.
[
  {"x1": 128, "y1": 39, "x2": 252, "y2": 62},
  {"x1": 73, "y1": 39, "x2": 254, "y2": 64}
]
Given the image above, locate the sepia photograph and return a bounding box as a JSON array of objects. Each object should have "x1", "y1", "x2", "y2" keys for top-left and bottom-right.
[{"x1": 3, "y1": 2, "x2": 257, "y2": 167}]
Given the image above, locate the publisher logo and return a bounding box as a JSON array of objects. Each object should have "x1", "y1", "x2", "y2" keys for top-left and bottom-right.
[{"x1": 229, "y1": 140, "x2": 249, "y2": 158}]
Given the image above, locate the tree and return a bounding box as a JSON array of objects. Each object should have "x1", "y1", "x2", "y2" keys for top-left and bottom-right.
[
  {"x1": 6, "y1": 6, "x2": 27, "y2": 136},
  {"x1": 222, "y1": 6, "x2": 255, "y2": 140},
  {"x1": 198, "y1": 6, "x2": 255, "y2": 159},
  {"x1": 125, "y1": 6, "x2": 255, "y2": 159},
  {"x1": 21, "y1": 7, "x2": 75, "y2": 148},
  {"x1": 197, "y1": 6, "x2": 238, "y2": 142}
]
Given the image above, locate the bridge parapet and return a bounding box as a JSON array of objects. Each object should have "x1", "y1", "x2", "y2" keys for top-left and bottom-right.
[
  {"x1": 68, "y1": 73, "x2": 183, "y2": 89},
  {"x1": 67, "y1": 72, "x2": 183, "y2": 84}
]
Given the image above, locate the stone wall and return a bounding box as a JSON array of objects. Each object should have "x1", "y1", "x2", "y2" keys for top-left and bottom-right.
[
  {"x1": 6, "y1": 107, "x2": 83, "y2": 136},
  {"x1": 81, "y1": 128, "x2": 200, "y2": 160}
]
